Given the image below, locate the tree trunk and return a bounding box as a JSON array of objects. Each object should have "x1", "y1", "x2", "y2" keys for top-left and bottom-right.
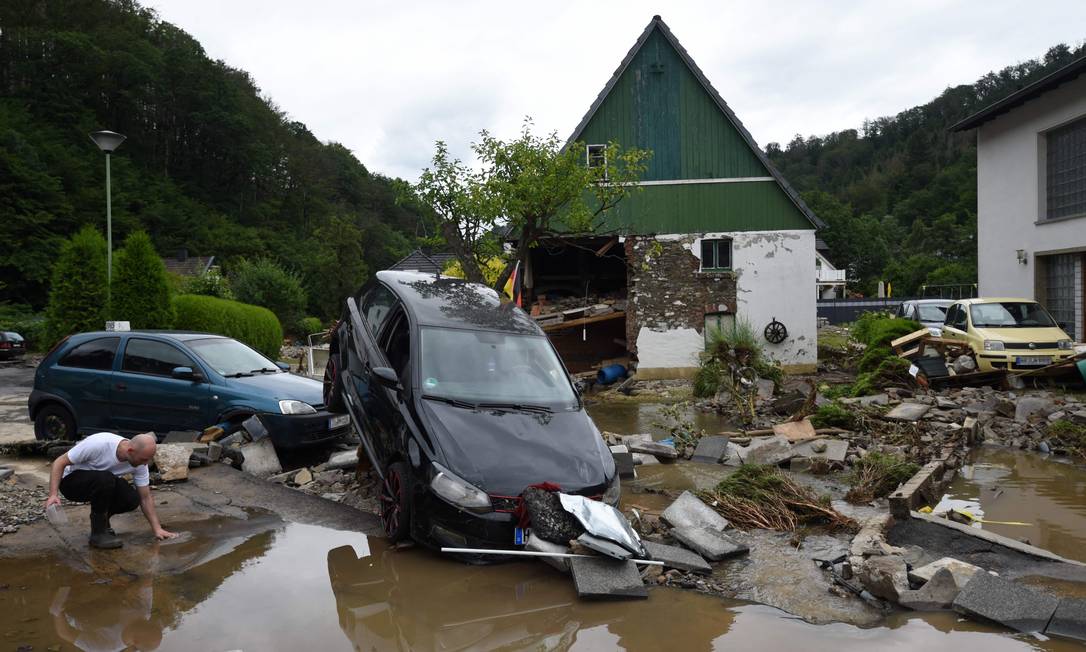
[{"x1": 441, "y1": 221, "x2": 485, "y2": 283}]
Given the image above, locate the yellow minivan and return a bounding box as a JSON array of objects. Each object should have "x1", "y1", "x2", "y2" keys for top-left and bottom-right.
[{"x1": 940, "y1": 298, "x2": 1075, "y2": 372}]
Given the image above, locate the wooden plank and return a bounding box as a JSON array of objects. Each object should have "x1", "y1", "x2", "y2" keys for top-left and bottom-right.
[
  {"x1": 543, "y1": 311, "x2": 625, "y2": 332},
  {"x1": 890, "y1": 329, "x2": 931, "y2": 353}
]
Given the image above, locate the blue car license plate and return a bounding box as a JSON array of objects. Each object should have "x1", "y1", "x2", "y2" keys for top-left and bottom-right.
[
  {"x1": 329, "y1": 415, "x2": 350, "y2": 429},
  {"x1": 1015, "y1": 356, "x2": 1051, "y2": 367}
]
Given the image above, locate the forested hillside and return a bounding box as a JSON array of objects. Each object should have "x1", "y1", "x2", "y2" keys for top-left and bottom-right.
[
  {"x1": 767, "y1": 43, "x2": 1086, "y2": 296},
  {"x1": 0, "y1": 0, "x2": 431, "y2": 318}
]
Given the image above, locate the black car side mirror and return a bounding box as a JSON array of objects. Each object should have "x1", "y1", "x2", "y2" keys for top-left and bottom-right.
[
  {"x1": 373, "y1": 366, "x2": 402, "y2": 392},
  {"x1": 171, "y1": 366, "x2": 202, "y2": 382}
]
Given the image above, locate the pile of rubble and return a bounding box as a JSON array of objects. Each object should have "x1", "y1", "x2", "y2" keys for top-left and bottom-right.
[
  {"x1": 528, "y1": 293, "x2": 626, "y2": 329},
  {"x1": 269, "y1": 450, "x2": 380, "y2": 513},
  {"x1": 0, "y1": 476, "x2": 47, "y2": 536}
]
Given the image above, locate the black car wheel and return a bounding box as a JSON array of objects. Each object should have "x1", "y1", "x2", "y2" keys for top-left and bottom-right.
[
  {"x1": 323, "y1": 350, "x2": 345, "y2": 412},
  {"x1": 34, "y1": 404, "x2": 75, "y2": 442},
  {"x1": 379, "y1": 462, "x2": 412, "y2": 542}
]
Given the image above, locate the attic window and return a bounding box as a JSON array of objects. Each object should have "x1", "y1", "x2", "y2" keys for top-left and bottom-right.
[
  {"x1": 700, "y1": 238, "x2": 732, "y2": 271},
  {"x1": 587, "y1": 144, "x2": 607, "y2": 170}
]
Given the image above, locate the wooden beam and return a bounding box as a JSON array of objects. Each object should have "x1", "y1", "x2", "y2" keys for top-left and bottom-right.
[{"x1": 542, "y1": 311, "x2": 625, "y2": 332}]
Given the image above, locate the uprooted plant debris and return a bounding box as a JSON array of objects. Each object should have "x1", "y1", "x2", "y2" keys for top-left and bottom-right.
[
  {"x1": 844, "y1": 452, "x2": 919, "y2": 504},
  {"x1": 698, "y1": 464, "x2": 856, "y2": 533}
]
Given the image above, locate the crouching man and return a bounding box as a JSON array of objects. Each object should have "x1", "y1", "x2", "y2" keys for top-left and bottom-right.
[{"x1": 43, "y1": 432, "x2": 177, "y2": 549}]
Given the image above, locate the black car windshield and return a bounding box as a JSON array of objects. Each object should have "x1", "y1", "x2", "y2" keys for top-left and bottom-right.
[
  {"x1": 917, "y1": 305, "x2": 949, "y2": 322},
  {"x1": 969, "y1": 302, "x2": 1058, "y2": 328},
  {"x1": 186, "y1": 337, "x2": 278, "y2": 376},
  {"x1": 419, "y1": 327, "x2": 577, "y2": 407}
]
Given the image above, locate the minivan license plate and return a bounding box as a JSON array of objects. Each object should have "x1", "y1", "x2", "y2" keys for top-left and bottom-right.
[
  {"x1": 329, "y1": 415, "x2": 350, "y2": 429},
  {"x1": 1015, "y1": 356, "x2": 1051, "y2": 367}
]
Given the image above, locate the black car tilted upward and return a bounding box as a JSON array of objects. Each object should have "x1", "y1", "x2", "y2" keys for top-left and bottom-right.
[{"x1": 323, "y1": 270, "x2": 618, "y2": 551}]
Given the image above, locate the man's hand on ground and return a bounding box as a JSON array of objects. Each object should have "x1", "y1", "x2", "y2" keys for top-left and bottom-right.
[
  {"x1": 153, "y1": 527, "x2": 178, "y2": 540},
  {"x1": 44, "y1": 494, "x2": 61, "y2": 510}
]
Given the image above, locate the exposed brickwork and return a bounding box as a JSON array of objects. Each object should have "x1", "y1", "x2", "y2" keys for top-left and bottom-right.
[{"x1": 625, "y1": 236, "x2": 736, "y2": 356}]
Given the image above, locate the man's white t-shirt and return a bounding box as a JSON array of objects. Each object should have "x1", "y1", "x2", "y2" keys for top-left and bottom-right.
[{"x1": 62, "y1": 432, "x2": 150, "y2": 487}]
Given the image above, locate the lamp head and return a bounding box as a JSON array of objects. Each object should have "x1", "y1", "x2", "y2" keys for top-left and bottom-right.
[{"x1": 89, "y1": 130, "x2": 126, "y2": 153}]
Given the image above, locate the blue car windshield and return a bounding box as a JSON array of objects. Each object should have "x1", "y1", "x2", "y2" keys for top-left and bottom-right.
[
  {"x1": 186, "y1": 338, "x2": 278, "y2": 376},
  {"x1": 419, "y1": 327, "x2": 577, "y2": 407}
]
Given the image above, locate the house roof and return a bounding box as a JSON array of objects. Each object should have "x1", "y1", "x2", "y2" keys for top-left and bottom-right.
[
  {"x1": 566, "y1": 15, "x2": 824, "y2": 230},
  {"x1": 162, "y1": 255, "x2": 214, "y2": 277},
  {"x1": 388, "y1": 249, "x2": 456, "y2": 274},
  {"x1": 950, "y1": 53, "x2": 1086, "y2": 132}
]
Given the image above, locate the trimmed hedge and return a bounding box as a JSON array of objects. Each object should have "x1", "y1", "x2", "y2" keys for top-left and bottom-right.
[{"x1": 172, "y1": 294, "x2": 282, "y2": 358}]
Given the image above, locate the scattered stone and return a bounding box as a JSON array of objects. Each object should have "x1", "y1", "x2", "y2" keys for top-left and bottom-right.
[
  {"x1": 239, "y1": 438, "x2": 283, "y2": 476},
  {"x1": 857, "y1": 555, "x2": 909, "y2": 602},
  {"x1": 772, "y1": 417, "x2": 816, "y2": 442},
  {"x1": 569, "y1": 556, "x2": 647, "y2": 599},
  {"x1": 642, "y1": 540, "x2": 711, "y2": 575},
  {"x1": 790, "y1": 438, "x2": 848, "y2": 462},
  {"x1": 690, "y1": 436, "x2": 731, "y2": 464},
  {"x1": 324, "y1": 450, "x2": 359, "y2": 471},
  {"x1": 952, "y1": 572, "x2": 1059, "y2": 634},
  {"x1": 935, "y1": 396, "x2": 960, "y2": 409},
  {"x1": 661, "y1": 491, "x2": 730, "y2": 532},
  {"x1": 621, "y1": 434, "x2": 653, "y2": 446},
  {"x1": 523, "y1": 487, "x2": 584, "y2": 544},
  {"x1": 1047, "y1": 598, "x2": 1086, "y2": 642},
  {"x1": 0, "y1": 468, "x2": 12, "y2": 482},
  {"x1": 755, "y1": 379, "x2": 775, "y2": 401},
  {"x1": 152, "y1": 444, "x2": 191, "y2": 482},
  {"x1": 1015, "y1": 397, "x2": 1053, "y2": 423},
  {"x1": 610, "y1": 446, "x2": 636, "y2": 479},
  {"x1": 908, "y1": 557, "x2": 982, "y2": 587},
  {"x1": 321, "y1": 492, "x2": 346, "y2": 502},
  {"x1": 294, "y1": 468, "x2": 313, "y2": 485},
  {"x1": 840, "y1": 393, "x2": 889, "y2": 406},
  {"x1": 898, "y1": 567, "x2": 962, "y2": 611},
  {"x1": 739, "y1": 435, "x2": 793, "y2": 466},
  {"x1": 885, "y1": 402, "x2": 932, "y2": 422},
  {"x1": 632, "y1": 453, "x2": 660, "y2": 466},
  {"x1": 627, "y1": 440, "x2": 678, "y2": 461},
  {"x1": 526, "y1": 534, "x2": 571, "y2": 574},
  {"x1": 670, "y1": 526, "x2": 749, "y2": 561},
  {"x1": 206, "y1": 441, "x2": 222, "y2": 462}
]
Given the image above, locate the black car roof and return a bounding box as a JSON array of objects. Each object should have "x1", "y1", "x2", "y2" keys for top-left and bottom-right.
[{"x1": 376, "y1": 270, "x2": 541, "y2": 335}]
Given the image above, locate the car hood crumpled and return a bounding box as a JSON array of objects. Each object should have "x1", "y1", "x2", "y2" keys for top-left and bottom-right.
[{"x1": 418, "y1": 400, "x2": 614, "y2": 497}]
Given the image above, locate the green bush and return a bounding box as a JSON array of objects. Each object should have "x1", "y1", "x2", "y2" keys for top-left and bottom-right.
[
  {"x1": 851, "y1": 312, "x2": 921, "y2": 348},
  {"x1": 181, "y1": 268, "x2": 233, "y2": 300},
  {"x1": 172, "y1": 294, "x2": 282, "y2": 358},
  {"x1": 693, "y1": 360, "x2": 723, "y2": 398},
  {"x1": 857, "y1": 345, "x2": 892, "y2": 373},
  {"x1": 230, "y1": 258, "x2": 307, "y2": 333},
  {"x1": 297, "y1": 316, "x2": 324, "y2": 336},
  {"x1": 810, "y1": 402, "x2": 858, "y2": 430},
  {"x1": 851, "y1": 356, "x2": 912, "y2": 397},
  {"x1": 45, "y1": 226, "x2": 108, "y2": 345},
  {"x1": 111, "y1": 231, "x2": 175, "y2": 329},
  {"x1": 846, "y1": 452, "x2": 920, "y2": 502}
]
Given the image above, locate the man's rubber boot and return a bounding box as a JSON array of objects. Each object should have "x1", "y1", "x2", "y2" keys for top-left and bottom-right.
[{"x1": 89, "y1": 511, "x2": 122, "y2": 549}]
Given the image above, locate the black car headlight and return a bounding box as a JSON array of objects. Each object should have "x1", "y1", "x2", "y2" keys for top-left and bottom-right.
[
  {"x1": 602, "y1": 473, "x2": 621, "y2": 505},
  {"x1": 430, "y1": 463, "x2": 492, "y2": 514}
]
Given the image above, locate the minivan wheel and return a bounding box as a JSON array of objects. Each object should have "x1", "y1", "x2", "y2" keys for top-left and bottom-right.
[
  {"x1": 35, "y1": 404, "x2": 75, "y2": 442},
  {"x1": 379, "y1": 462, "x2": 411, "y2": 542},
  {"x1": 323, "y1": 352, "x2": 345, "y2": 412}
]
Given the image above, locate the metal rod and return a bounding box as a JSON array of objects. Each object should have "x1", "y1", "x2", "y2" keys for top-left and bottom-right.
[
  {"x1": 105, "y1": 152, "x2": 112, "y2": 305},
  {"x1": 440, "y1": 547, "x2": 664, "y2": 566}
]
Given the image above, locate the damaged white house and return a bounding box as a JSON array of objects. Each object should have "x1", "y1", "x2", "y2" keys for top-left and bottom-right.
[{"x1": 520, "y1": 16, "x2": 822, "y2": 376}]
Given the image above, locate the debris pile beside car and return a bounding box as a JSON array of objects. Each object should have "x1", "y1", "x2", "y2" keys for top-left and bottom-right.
[{"x1": 528, "y1": 293, "x2": 627, "y2": 331}]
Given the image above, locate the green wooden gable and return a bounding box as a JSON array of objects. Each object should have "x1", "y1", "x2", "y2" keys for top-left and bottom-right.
[{"x1": 570, "y1": 16, "x2": 822, "y2": 234}]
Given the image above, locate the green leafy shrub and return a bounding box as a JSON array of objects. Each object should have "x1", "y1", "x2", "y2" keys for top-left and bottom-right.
[
  {"x1": 851, "y1": 312, "x2": 921, "y2": 348},
  {"x1": 845, "y1": 452, "x2": 919, "y2": 503},
  {"x1": 857, "y1": 345, "x2": 892, "y2": 373},
  {"x1": 173, "y1": 294, "x2": 282, "y2": 358},
  {"x1": 693, "y1": 359, "x2": 723, "y2": 398},
  {"x1": 111, "y1": 231, "x2": 175, "y2": 329},
  {"x1": 182, "y1": 268, "x2": 233, "y2": 300},
  {"x1": 850, "y1": 356, "x2": 911, "y2": 397},
  {"x1": 809, "y1": 402, "x2": 858, "y2": 430},
  {"x1": 45, "y1": 226, "x2": 108, "y2": 345},
  {"x1": 297, "y1": 316, "x2": 324, "y2": 336},
  {"x1": 230, "y1": 258, "x2": 307, "y2": 333}
]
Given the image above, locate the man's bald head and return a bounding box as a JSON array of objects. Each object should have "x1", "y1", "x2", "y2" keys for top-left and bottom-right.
[{"x1": 128, "y1": 433, "x2": 157, "y2": 466}]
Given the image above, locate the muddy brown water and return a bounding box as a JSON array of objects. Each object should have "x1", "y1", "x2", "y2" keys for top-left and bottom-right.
[
  {"x1": 946, "y1": 446, "x2": 1086, "y2": 564},
  {"x1": 586, "y1": 402, "x2": 735, "y2": 440},
  {"x1": 0, "y1": 513, "x2": 1079, "y2": 650}
]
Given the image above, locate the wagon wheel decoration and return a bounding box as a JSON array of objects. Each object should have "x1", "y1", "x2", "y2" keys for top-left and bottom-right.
[{"x1": 764, "y1": 318, "x2": 788, "y2": 344}]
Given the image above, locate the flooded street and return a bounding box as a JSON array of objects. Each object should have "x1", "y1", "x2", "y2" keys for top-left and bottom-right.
[
  {"x1": 2, "y1": 511, "x2": 1079, "y2": 651},
  {"x1": 586, "y1": 402, "x2": 734, "y2": 440},
  {"x1": 946, "y1": 446, "x2": 1086, "y2": 563}
]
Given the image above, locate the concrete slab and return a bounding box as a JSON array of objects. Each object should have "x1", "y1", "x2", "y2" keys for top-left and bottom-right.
[
  {"x1": 790, "y1": 438, "x2": 848, "y2": 462},
  {"x1": 569, "y1": 556, "x2": 647, "y2": 599},
  {"x1": 239, "y1": 438, "x2": 282, "y2": 476},
  {"x1": 857, "y1": 555, "x2": 909, "y2": 601},
  {"x1": 324, "y1": 450, "x2": 359, "y2": 471},
  {"x1": 690, "y1": 436, "x2": 730, "y2": 464},
  {"x1": 660, "y1": 491, "x2": 729, "y2": 533},
  {"x1": 153, "y1": 444, "x2": 191, "y2": 482},
  {"x1": 611, "y1": 450, "x2": 636, "y2": 479},
  {"x1": 772, "y1": 418, "x2": 816, "y2": 442},
  {"x1": 632, "y1": 453, "x2": 659, "y2": 466},
  {"x1": 642, "y1": 540, "x2": 711, "y2": 574},
  {"x1": 952, "y1": 572, "x2": 1059, "y2": 633},
  {"x1": 908, "y1": 557, "x2": 982, "y2": 587},
  {"x1": 670, "y1": 526, "x2": 749, "y2": 561},
  {"x1": 898, "y1": 567, "x2": 961, "y2": 611},
  {"x1": 740, "y1": 435, "x2": 793, "y2": 466},
  {"x1": 1047, "y1": 598, "x2": 1086, "y2": 642},
  {"x1": 627, "y1": 440, "x2": 678, "y2": 461},
  {"x1": 885, "y1": 402, "x2": 932, "y2": 422}
]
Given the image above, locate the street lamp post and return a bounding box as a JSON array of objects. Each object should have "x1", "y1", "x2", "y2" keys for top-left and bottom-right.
[{"x1": 89, "y1": 130, "x2": 126, "y2": 298}]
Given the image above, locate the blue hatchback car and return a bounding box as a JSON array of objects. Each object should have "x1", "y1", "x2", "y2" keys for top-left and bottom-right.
[{"x1": 29, "y1": 331, "x2": 351, "y2": 448}]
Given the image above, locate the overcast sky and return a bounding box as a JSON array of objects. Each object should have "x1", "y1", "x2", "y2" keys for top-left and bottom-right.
[{"x1": 144, "y1": 0, "x2": 1085, "y2": 182}]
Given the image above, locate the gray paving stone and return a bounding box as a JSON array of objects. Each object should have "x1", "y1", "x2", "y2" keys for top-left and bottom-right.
[
  {"x1": 898, "y1": 567, "x2": 961, "y2": 611},
  {"x1": 627, "y1": 440, "x2": 678, "y2": 460},
  {"x1": 642, "y1": 540, "x2": 711, "y2": 575},
  {"x1": 952, "y1": 571, "x2": 1059, "y2": 633},
  {"x1": 670, "y1": 526, "x2": 749, "y2": 561},
  {"x1": 609, "y1": 445, "x2": 636, "y2": 479},
  {"x1": 660, "y1": 491, "x2": 729, "y2": 532},
  {"x1": 885, "y1": 402, "x2": 932, "y2": 422},
  {"x1": 569, "y1": 556, "x2": 647, "y2": 599},
  {"x1": 691, "y1": 436, "x2": 730, "y2": 464},
  {"x1": 907, "y1": 557, "x2": 982, "y2": 587},
  {"x1": 1047, "y1": 598, "x2": 1086, "y2": 642},
  {"x1": 740, "y1": 435, "x2": 793, "y2": 466},
  {"x1": 790, "y1": 438, "x2": 848, "y2": 462}
]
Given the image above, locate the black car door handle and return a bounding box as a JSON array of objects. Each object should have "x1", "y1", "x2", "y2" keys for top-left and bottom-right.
[{"x1": 115, "y1": 382, "x2": 127, "y2": 391}]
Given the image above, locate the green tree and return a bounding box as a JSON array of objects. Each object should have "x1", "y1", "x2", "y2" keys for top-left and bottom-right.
[
  {"x1": 45, "y1": 226, "x2": 108, "y2": 343},
  {"x1": 111, "y1": 230, "x2": 175, "y2": 328},
  {"x1": 230, "y1": 257, "x2": 307, "y2": 333},
  {"x1": 304, "y1": 215, "x2": 369, "y2": 320}
]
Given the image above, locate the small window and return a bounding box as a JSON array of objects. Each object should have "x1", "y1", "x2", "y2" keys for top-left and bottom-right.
[
  {"x1": 362, "y1": 284, "x2": 398, "y2": 336},
  {"x1": 380, "y1": 310, "x2": 411, "y2": 379},
  {"x1": 59, "y1": 337, "x2": 120, "y2": 370},
  {"x1": 1046, "y1": 117, "x2": 1086, "y2": 220},
  {"x1": 586, "y1": 144, "x2": 607, "y2": 170},
  {"x1": 700, "y1": 238, "x2": 733, "y2": 271},
  {"x1": 121, "y1": 338, "x2": 196, "y2": 377}
]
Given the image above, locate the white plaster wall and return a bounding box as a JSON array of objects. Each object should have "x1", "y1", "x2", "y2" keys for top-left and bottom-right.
[
  {"x1": 976, "y1": 75, "x2": 1086, "y2": 299},
  {"x1": 635, "y1": 327, "x2": 704, "y2": 370}
]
